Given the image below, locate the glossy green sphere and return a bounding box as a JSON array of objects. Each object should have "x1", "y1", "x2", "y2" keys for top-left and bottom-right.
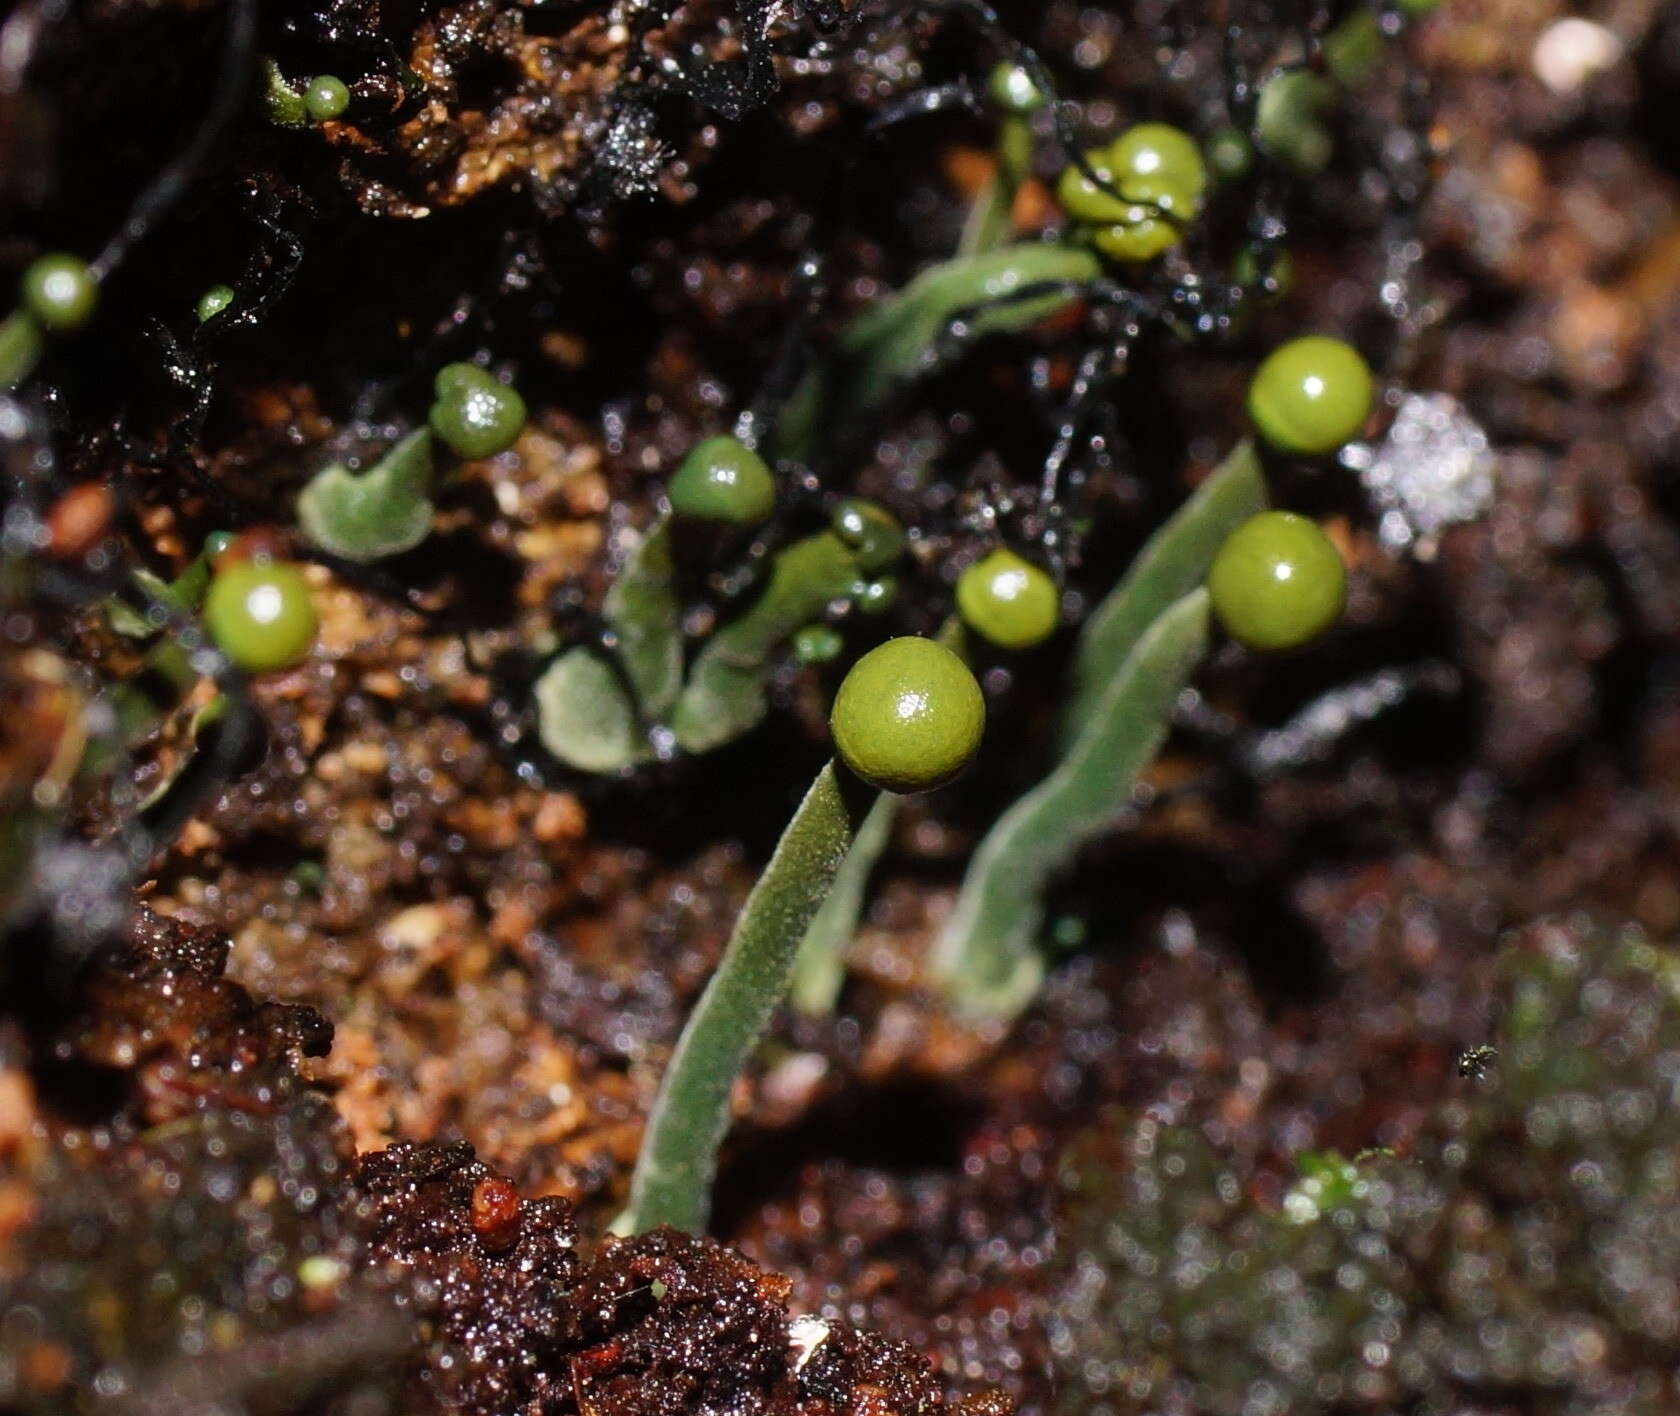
[
  {"x1": 20, "y1": 254, "x2": 96, "y2": 331},
  {"x1": 1207, "y1": 511, "x2": 1346, "y2": 652},
  {"x1": 204, "y1": 560, "x2": 318, "y2": 672},
  {"x1": 668, "y1": 436, "x2": 775, "y2": 524},
  {"x1": 304, "y1": 75, "x2": 351, "y2": 122},
  {"x1": 830, "y1": 637, "x2": 985, "y2": 794},
  {"x1": 196, "y1": 284, "x2": 235, "y2": 323},
  {"x1": 429, "y1": 362, "x2": 527, "y2": 459},
  {"x1": 793, "y1": 623, "x2": 844, "y2": 665},
  {"x1": 988, "y1": 62, "x2": 1046, "y2": 114},
  {"x1": 956, "y1": 548, "x2": 1059, "y2": 648},
  {"x1": 1108, "y1": 122, "x2": 1207, "y2": 207},
  {"x1": 1248, "y1": 336, "x2": 1374, "y2": 456},
  {"x1": 831, "y1": 499, "x2": 905, "y2": 574}
]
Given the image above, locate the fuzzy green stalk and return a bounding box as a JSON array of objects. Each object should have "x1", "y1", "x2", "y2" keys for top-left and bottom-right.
[{"x1": 620, "y1": 761, "x2": 873, "y2": 1233}]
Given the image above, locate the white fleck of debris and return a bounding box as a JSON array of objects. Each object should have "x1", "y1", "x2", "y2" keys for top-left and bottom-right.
[
  {"x1": 1340, "y1": 393, "x2": 1496, "y2": 559},
  {"x1": 1532, "y1": 17, "x2": 1623, "y2": 95},
  {"x1": 788, "y1": 1316, "x2": 832, "y2": 1372}
]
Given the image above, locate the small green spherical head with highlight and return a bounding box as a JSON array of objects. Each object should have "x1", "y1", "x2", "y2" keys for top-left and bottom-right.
[
  {"x1": 669, "y1": 436, "x2": 775, "y2": 525},
  {"x1": 1248, "y1": 335, "x2": 1374, "y2": 456},
  {"x1": 204, "y1": 559, "x2": 318, "y2": 673},
  {"x1": 988, "y1": 62, "x2": 1046, "y2": 114},
  {"x1": 304, "y1": 75, "x2": 351, "y2": 122},
  {"x1": 21, "y1": 254, "x2": 97, "y2": 331},
  {"x1": 831, "y1": 637, "x2": 985, "y2": 794},
  {"x1": 831, "y1": 499, "x2": 905, "y2": 573},
  {"x1": 1109, "y1": 122, "x2": 1207, "y2": 206},
  {"x1": 957, "y1": 548, "x2": 1059, "y2": 649},
  {"x1": 429, "y1": 362, "x2": 527, "y2": 459},
  {"x1": 1208, "y1": 511, "x2": 1346, "y2": 652}
]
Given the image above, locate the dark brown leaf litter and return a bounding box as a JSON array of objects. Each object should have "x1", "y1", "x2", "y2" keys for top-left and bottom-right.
[{"x1": 0, "y1": 908, "x2": 1007, "y2": 1415}]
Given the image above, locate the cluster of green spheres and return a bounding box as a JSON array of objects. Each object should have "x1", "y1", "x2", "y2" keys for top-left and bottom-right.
[
  {"x1": 1207, "y1": 510, "x2": 1346, "y2": 652},
  {"x1": 429, "y1": 362, "x2": 527, "y2": 460},
  {"x1": 1058, "y1": 122, "x2": 1208, "y2": 263},
  {"x1": 20, "y1": 254, "x2": 97, "y2": 332},
  {"x1": 956, "y1": 548, "x2": 1059, "y2": 649},
  {"x1": 1248, "y1": 335, "x2": 1374, "y2": 456},
  {"x1": 831, "y1": 636, "x2": 985, "y2": 794},
  {"x1": 669, "y1": 436, "x2": 776, "y2": 525},
  {"x1": 204, "y1": 558, "x2": 319, "y2": 673}
]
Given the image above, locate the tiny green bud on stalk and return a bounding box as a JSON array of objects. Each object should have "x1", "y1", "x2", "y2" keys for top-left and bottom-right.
[
  {"x1": 1207, "y1": 511, "x2": 1346, "y2": 652},
  {"x1": 20, "y1": 254, "x2": 97, "y2": 331},
  {"x1": 204, "y1": 560, "x2": 319, "y2": 672},
  {"x1": 831, "y1": 499, "x2": 905, "y2": 573},
  {"x1": 1248, "y1": 335, "x2": 1374, "y2": 456},
  {"x1": 196, "y1": 284, "x2": 235, "y2": 323},
  {"x1": 852, "y1": 575, "x2": 897, "y2": 615},
  {"x1": 831, "y1": 637, "x2": 985, "y2": 794},
  {"x1": 668, "y1": 436, "x2": 776, "y2": 524},
  {"x1": 988, "y1": 62, "x2": 1046, "y2": 114},
  {"x1": 956, "y1": 548, "x2": 1059, "y2": 649},
  {"x1": 793, "y1": 624, "x2": 844, "y2": 665}
]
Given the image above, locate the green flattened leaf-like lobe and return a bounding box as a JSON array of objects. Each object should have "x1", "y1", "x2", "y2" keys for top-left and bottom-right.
[
  {"x1": 622, "y1": 761, "x2": 872, "y2": 1233},
  {"x1": 534, "y1": 648, "x2": 650, "y2": 774},
  {"x1": 604, "y1": 513, "x2": 683, "y2": 720},
  {"x1": 297, "y1": 429, "x2": 435, "y2": 563},
  {"x1": 934, "y1": 588, "x2": 1211, "y2": 1016},
  {"x1": 774, "y1": 243, "x2": 1100, "y2": 464},
  {"x1": 670, "y1": 530, "x2": 862, "y2": 754},
  {"x1": 1060, "y1": 438, "x2": 1265, "y2": 747}
]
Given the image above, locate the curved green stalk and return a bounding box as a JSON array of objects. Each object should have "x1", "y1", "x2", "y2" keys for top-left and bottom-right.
[
  {"x1": 1060, "y1": 438, "x2": 1265, "y2": 747},
  {"x1": 789, "y1": 789, "x2": 896, "y2": 1015},
  {"x1": 933, "y1": 589, "x2": 1211, "y2": 1016},
  {"x1": 773, "y1": 242, "x2": 1100, "y2": 464},
  {"x1": 620, "y1": 760, "x2": 873, "y2": 1233}
]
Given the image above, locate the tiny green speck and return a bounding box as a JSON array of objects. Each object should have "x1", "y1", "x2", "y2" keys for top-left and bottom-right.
[
  {"x1": 830, "y1": 636, "x2": 984, "y2": 794},
  {"x1": 1207, "y1": 511, "x2": 1346, "y2": 652}
]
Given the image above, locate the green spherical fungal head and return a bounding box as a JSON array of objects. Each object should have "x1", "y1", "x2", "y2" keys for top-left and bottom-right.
[
  {"x1": 793, "y1": 623, "x2": 844, "y2": 665},
  {"x1": 304, "y1": 75, "x2": 351, "y2": 122},
  {"x1": 196, "y1": 284, "x2": 236, "y2": 323},
  {"x1": 831, "y1": 637, "x2": 985, "y2": 794},
  {"x1": 668, "y1": 435, "x2": 776, "y2": 524},
  {"x1": 204, "y1": 559, "x2": 318, "y2": 673},
  {"x1": 956, "y1": 548, "x2": 1059, "y2": 649},
  {"x1": 831, "y1": 499, "x2": 905, "y2": 574},
  {"x1": 429, "y1": 362, "x2": 527, "y2": 459},
  {"x1": 1207, "y1": 511, "x2": 1346, "y2": 652},
  {"x1": 1108, "y1": 122, "x2": 1207, "y2": 206},
  {"x1": 1248, "y1": 335, "x2": 1374, "y2": 456},
  {"x1": 988, "y1": 62, "x2": 1046, "y2": 114},
  {"x1": 20, "y1": 254, "x2": 96, "y2": 331}
]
